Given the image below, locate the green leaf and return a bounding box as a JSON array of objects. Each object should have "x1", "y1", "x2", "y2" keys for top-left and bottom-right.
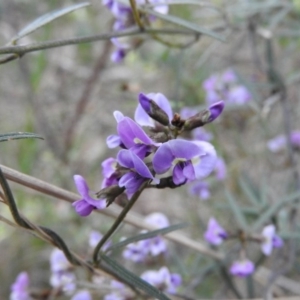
[
  {"x1": 252, "y1": 190, "x2": 300, "y2": 231},
  {"x1": 0, "y1": 132, "x2": 44, "y2": 142},
  {"x1": 225, "y1": 189, "x2": 248, "y2": 230},
  {"x1": 140, "y1": 7, "x2": 225, "y2": 41},
  {"x1": 100, "y1": 253, "x2": 171, "y2": 300},
  {"x1": 11, "y1": 2, "x2": 90, "y2": 42},
  {"x1": 238, "y1": 176, "x2": 261, "y2": 206},
  {"x1": 107, "y1": 222, "x2": 188, "y2": 252}
]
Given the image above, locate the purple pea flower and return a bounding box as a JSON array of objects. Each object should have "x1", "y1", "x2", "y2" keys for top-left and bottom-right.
[
  {"x1": 122, "y1": 238, "x2": 150, "y2": 262},
  {"x1": 135, "y1": 93, "x2": 173, "y2": 127},
  {"x1": 71, "y1": 290, "x2": 92, "y2": 300},
  {"x1": 230, "y1": 259, "x2": 255, "y2": 277},
  {"x1": 141, "y1": 266, "x2": 181, "y2": 294},
  {"x1": 189, "y1": 180, "x2": 210, "y2": 200},
  {"x1": 10, "y1": 272, "x2": 30, "y2": 300},
  {"x1": 72, "y1": 175, "x2": 106, "y2": 217},
  {"x1": 153, "y1": 139, "x2": 217, "y2": 185},
  {"x1": 50, "y1": 249, "x2": 76, "y2": 294},
  {"x1": 227, "y1": 86, "x2": 251, "y2": 105},
  {"x1": 102, "y1": 157, "x2": 117, "y2": 178},
  {"x1": 104, "y1": 280, "x2": 134, "y2": 300},
  {"x1": 261, "y1": 224, "x2": 283, "y2": 255},
  {"x1": 204, "y1": 217, "x2": 228, "y2": 245},
  {"x1": 110, "y1": 37, "x2": 130, "y2": 63},
  {"x1": 117, "y1": 116, "x2": 160, "y2": 158},
  {"x1": 267, "y1": 131, "x2": 300, "y2": 153},
  {"x1": 144, "y1": 212, "x2": 170, "y2": 228},
  {"x1": 117, "y1": 149, "x2": 159, "y2": 195}
]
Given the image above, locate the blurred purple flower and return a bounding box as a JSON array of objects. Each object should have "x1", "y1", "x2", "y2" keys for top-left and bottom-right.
[
  {"x1": 71, "y1": 290, "x2": 92, "y2": 300},
  {"x1": 204, "y1": 217, "x2": 228, "y2": 245},
  {"x1": 141, "y1": 266, "x2": 181, "y2": 294},
  {"x1": 135, "y1": 93, "x2": 173, "y2": 127},
  {"x1": 144, "y1": 212, "x2": 170, "y2": 228},
  {"x1": 153, "y1": 139, "x2": 217, "y2": 185},
  {"x1": 214, "y1": 157, "x2": 227, "y2": 180},
  {"x1": 189, "y1": 181, "x2": 210, "y2": 200},
  {"x1": 104, "y1": 280, "x2": 133, "y2": 300},
  {"x1": 72, "y1": 175, "x2": 106, "y2": 217},
  {"x1": 203, "y1": 69, "x2": 251, "y2": 105},
  {"x1": 261, "y1": 224, "x2": 283, "y2": 255},
  {"x1": 267, "y1": 131, "x2": 300, "y2": 153},
  {"x1": 122, "y1": 239, "x2": 149, "y2": 262},
  {"x1": 117, "y1": 149, "x2": 159, "y2": 195},
  {"x1": 230, "y1": 259, "x2": 255, "y2": 277},
  {"x1": 49, "y1": 249, "x2": 76, "y2": 294},
  {"x1": 10, "y1": 272, "x2": 30, "y2": 300}
]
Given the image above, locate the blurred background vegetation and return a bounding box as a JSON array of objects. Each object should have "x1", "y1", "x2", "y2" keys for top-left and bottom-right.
[{"x1": 1, "y1": 0, "x2": 300, "y2": 298}]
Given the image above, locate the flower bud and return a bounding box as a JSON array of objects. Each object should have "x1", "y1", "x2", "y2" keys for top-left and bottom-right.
[
  {"x1": 183, "y1": 101, "x2": 224, "y2": 131},
  {"x1": 139, "y1": 93, "x2": 170, "y2": 126}
]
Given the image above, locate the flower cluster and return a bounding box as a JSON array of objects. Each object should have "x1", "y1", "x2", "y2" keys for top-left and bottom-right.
[
  {"x1": 267, "y1": 130, "x2": 300, "y2": 153},
  {"x1": 204, "y1": 218, "x2": 283, "y2": 277},
  {"x1": 102, "y1": 0, "x2": 169, "y2": 63},
  {"x1": 73, "y1": 92, "x2": 224, "y2": 217},
  {"x1": 123, "y1": 212, "x2": 169, "y2": 262},
  {"x1": 203, "y1": 69, "x2": 251, "y2": 106}
]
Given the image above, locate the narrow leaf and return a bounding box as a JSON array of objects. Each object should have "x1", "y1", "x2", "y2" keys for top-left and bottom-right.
[
  {"x1": 225, "y1": 189, "x2": 248, "y2": 230},
  {"x1": 100, "y1": 253, "x2": 171, "y2": 300},
  {"x1": 140, "y1": 7, "x2": 225, "y2": 41},
  {"x1": 0, "y1": 132, "x2": 44, "y2": 142},
  {"x1": 12, "y1": 2, "x2": 90, "y2": 42},
  {"x1": 239, "y1": 176, "x2": 260, "y2": 206},
  {"x1": 252, "y1": 190, "x2": 300, "y2": 231},
  {"x1": 107, "y1": 222, "x2": 188, "y2": 252}
]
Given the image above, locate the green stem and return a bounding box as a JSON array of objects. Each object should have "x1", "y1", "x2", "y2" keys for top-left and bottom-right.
[
  {"x1": 129, "y1": 0, "x2": 144, "y2": 30},
  {"x1": 93, "y1": 181, "x2": 148, "y2": 265}
]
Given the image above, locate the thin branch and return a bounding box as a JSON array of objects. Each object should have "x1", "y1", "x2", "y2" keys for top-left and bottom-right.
[{"x1": 0, "y1": 27, "x2": 198, "y2": 56}]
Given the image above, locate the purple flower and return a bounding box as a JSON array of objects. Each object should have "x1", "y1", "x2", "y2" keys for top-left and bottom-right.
[
  {"x1": 135, "y1": 93, "x2": 173, "y2": 127},
  {"x1": 110, "y1": 38, "x2": 130, "y2": 63},
  {"x1": 122, "y1": 238, "x2": 149, "y2": 262},
  {"x1": 102, "y1": 157, "x2": 117, "y2": 178},
  {"x1": 189, "y1": 181, "x2": 210, "y2": 200},
  {"x1": 144, "y1": 212, "x2": 170, "y2": 228},
  {"x1": 214, "y1": 157, "x2": 227, "y2": 180},
  {"x1": 267, "y1": 131, "x2": 300, "y2": 153},
  {"x1": 152, "y1": 139, "x2": 217, "y2": 185},
  {"x1": 141, "y1": 266, "x2": 181, "y2": 294},
  {"x1": 204, "y1": 217, "x2": 228, "y2": 245},
  {"x1": 50, "y1": 272, "x2": 76, "y2": 294},
  {"x1": 10, "y1": 272, "x2": 30, "y2": 300},
  {"x1": 50, "y1": 249, "x2": 71, "y2": 273},
  {"x1": 72, "y1": 175, "x2": 106, "y2": 217},
  {"x1": 261, "y1": 224, "x2": 283, "y2": 255},
  {"x1": 230, "y1": 259, "x2": 255, "y2": 277},
  {"x1": 203, "y1": 69, "x2": 251, "y2": 105},
  {"x1": 117, "y1": 116, "x2": 159, "y2": 158},
  {"x1": 71, "y1": 290, "x2": 92, "y2": 300},
  {"x1": 117, "y1": 149, "x2": 159, "y2": 195}
]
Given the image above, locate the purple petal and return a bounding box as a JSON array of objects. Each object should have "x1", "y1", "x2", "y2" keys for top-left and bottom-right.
[
  {"x1": 192, "y1": 141, "x2": 217, "y2": 179},
  {"x1": 106, "y1": 135, "x2": 121, "y2": 148},
  {"x1": 267, "y1": 135, "x2": 286, "y2": 153},
  {"x1": 71, "y1": 290, "x2": 92, "y2": 300},
  {"x1": 144, "y1": 212, "x2": 169, "y2": 228},
  {"x1": 230, "y1": 259, "x2": 255, "y2": 277},
  {"x1": 102, "y1": 157, "x2": 117, "y2": 178},
  {"x1": 72, "y1": 200, "x2": 94, "y2": 217},
  {"x1": 74, "y1": 175, "x2": 89, "y2": 198},
  {"x1": 117, "y1": 117, "x2": 155, "y2": 149}
]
